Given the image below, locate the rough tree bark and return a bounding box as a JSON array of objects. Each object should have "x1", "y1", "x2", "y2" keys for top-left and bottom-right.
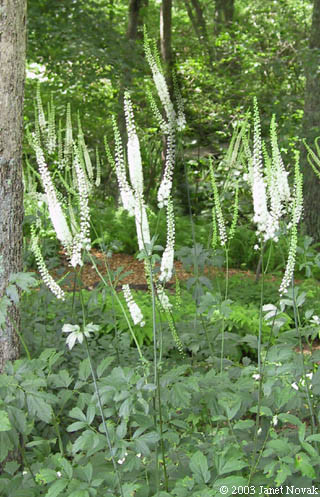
[
  {"x1": 300, "y1": 0, "x2": 320, "y2": 241},
  {"x1": 0, "y1": 0, "x2": 26, "y2": 373},
  {"x1": 160, "y1": 0, "x2": 172, "y2": 72}
]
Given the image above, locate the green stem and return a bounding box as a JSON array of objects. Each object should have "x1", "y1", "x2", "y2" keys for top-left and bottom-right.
[
  {"x1": 84, "y1": 336, "x2": 124, "y2": 497},
  {"x1": 291, "y1": 275, "x2": 316, "y2": 434},
  {"x1": 148, "y1": 259, "x2": 168, "y2": 492},
  {"x1": 10, "y1": 316, "x2": 31, "y2": 360},
  {"x1": 252, "y1": 240, "x2": 264, "y2": 468},
  {"x1": 87, "y1": 252, "x2": 145, "y2": 363},
  {"x1": 53, "y1": 417, "x2": 65, "y2": 456},
  {"x1": 220, "y1": 247, "x2": 230, "y2": 373}
]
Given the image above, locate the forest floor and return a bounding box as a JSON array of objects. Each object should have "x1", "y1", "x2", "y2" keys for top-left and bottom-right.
[{"x1": 53, "y1": 248, "x2": 262, "y2": 292}]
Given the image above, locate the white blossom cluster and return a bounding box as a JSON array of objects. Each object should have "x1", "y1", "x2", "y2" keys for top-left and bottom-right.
[
  {"x1": 122, "y1": 284, "x2": 145, "y2": 327},
  {"x1": 279, "y1": 152, "x2": 303, "y2": 295},
  {"x1": 32, "y1": 135, "x2": 73, "y2": 248},
  {"x1": 31, "y1": 228, "x2": 65, "y2": 300},
  {"x1": 157, "y1": 128, "x2": 176, "y2": 209},
  {"x1": 32, "y1": 134, "x2": 92, "y2": 269},
  {"x1": 144, "y1": 33, "x2": 186, "y2": 209},
  {"x1": 159, "y1": 196, "x2": 175, "y2": 283},
  {"x1": 124, "y1": 93, "x2": 151, "y2": 251},
  {"x1": 209, "y1": 160, "x2": 228, "y2": 246},
  {"x1": 156, "y1": 283, "x2": 173, "y2": 311},
  {"x1": 144, "y1": 38, "x2": 176, "y2": 124},
  {"x1": 249, "y1": 101, "x2": 292, "y2": 242},
  {"x1": 70, "y1": 147, "x2": 91, "y2": 267},
  {"x1": 112, "y1": 118, "x2": 136, "y2": 216}
]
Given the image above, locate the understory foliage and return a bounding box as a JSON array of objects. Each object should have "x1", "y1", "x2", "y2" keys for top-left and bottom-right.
[{"x1": 2, "y1": 39, "x2": 320, "y2": 497}]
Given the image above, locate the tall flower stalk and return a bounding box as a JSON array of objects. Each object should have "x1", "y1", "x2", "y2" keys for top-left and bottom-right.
[
  {"x1": 209, "y1": 155, "x2": 240, "y2": 371},
  {"x1": 246, "y1": 102, "x2": 303, "y2": 475},
  {"x1": 29, "y1": 91, "x2": 97, "y2": 295},
  {"x1": 107, "y1": 44, "x2": 185, "y2": 491}
]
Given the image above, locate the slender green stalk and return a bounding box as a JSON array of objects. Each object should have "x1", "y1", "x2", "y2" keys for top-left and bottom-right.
[
  {"x1": 291, "y1": 275, "x2": 316, "y2": 434},
  {"x1": 53, "y1": 417, "x2": 65, "y2": 456},
  {"x1": 147, "y1": 259, "x2": 168, "y2": 492},
  {"x1": 219, "y1": 247, "x2": 230, "y2": 373},
  {"x1": 252, "y1": 240, "x2": 265, "y2": 468},
  {"x1": 248, "y1": 424, "x2": 272, "y2": 484},
  {"x1": 10, "y1": 316, "x2": 31, "y2": 360},
  {"x1": 87, "y1": 252, "x2": 145, "y2": 362},
  {"x1": 75, "y1": 266, "x2": 124, "y2": 497},
  {"x1": 84, "y1": 335, "x2": 124, "y2": 497}
]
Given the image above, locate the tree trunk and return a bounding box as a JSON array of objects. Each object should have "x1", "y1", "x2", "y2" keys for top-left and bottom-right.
[
  {"x1": 300, "y1": 0, "x2": 320, "y2": 241},
  {"x1": 160, "y1": 0, "x2": 172, "y2": 72},
  {"x1": 184, "y1": 0, "x2": 214, "y2": 63},
  {"x1": 127, "y1": 0, "x2": 142, "y2": 40},
  {"x1": 215, "y1": 0, "x2": 234, "y2": 32},
  {"x1": 0, "y1": 0, "x2": 26, "y2": 373}
]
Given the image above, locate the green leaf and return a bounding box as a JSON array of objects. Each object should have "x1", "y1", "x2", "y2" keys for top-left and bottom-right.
[
  {"x1": 46, "y1": 479, "x2": 69, "y2": 497},
  {"x1": 67, "y1": 421, "x2": 87, "y2": 432},
  {"x1": 82, "y1": 463, "x2": 93, "y2": 483},
  {"x1": 27, "y1": 393, "x2": 53, "y2": 423},
  {"x1": 218, "y1": 457, "x2": 248, "y2": 476},
  {"x1": 72, "y1": 430, "x2": 96, "y2": 454},
  {"x1": 116, "y1": 420, "x2": 127, "y2": 439},
  {"x1": 79, "y1": 358, "x2": 91, "y2": 381},
  {"x1": 86, "y1": 405, "x2": 96, "y2": 425},
  {"x1": 278, "y1": 413, "x2": 302, "y2": 426},
  {"x1": 295, "y1": 452, "x2": 316, "y2": 479},
  {"x1": 0, "y1": 432, "x2": 11, "y2": 462},
  {"x1": 97, "y1": 357, "x2": 114, "y2": 378},
  {"x1": 213, "y1": 476, "x2": 248, "y2": 495},
  {"x1": 275, "y1": 463, "x2": 292, "y2": 486},
  {"x1": 119, "y1": 398, "x2": 131, "y2": 419},
  {"x1": 170, "y1": 383, "x2": 192, "y2": 407},
  {"x1": 0, "y1": 410, "x2": 12, "y2": 432},
  {"x1": 233, "y1": 419, "x2": 255, "y2": 430},
  {"x1": 0, "y1": 296, "x2": 10, "y2": 327},
  {"x1": 7, "y1": 406, "x2": 27, "y2": 434},
  {"x1": 60, "y1": 457, "x2": 73, "y2": 479},
  {"x1": 249, "y1": 405, "x2": 273, "y2": 417},
  {"x1": 5, "y1": 284, "x2": 19, "y2": 304},
  {"x1": 218, "y1": 396, "x2": 241, "y2": 420},
  {"x1": 298, "y1": 423, "x2": 306, "y2": 443},
  {"x1": 66, "y1": 490, "x2": 89, "y2": 497},
  {"x1": 69, "y1": 407, "x2": 87, "y2": 422},
  {"x1": 9, "y1": 272, "x2": 38, "y2": 291},
  {"x1": 135, "y1": 431, "x2": 160, "y2": 444},
  {"x1": 122, "y1": 482, "x2": 140, "y2": 496},
  {"x1": 37, "y1": 468, "x2": 58, "y2": 483},
  {"x1": 4, "y1": 461, "x2": 19, "y2": 475},
  {"x1": 50, "y1": 370, "x2": 73, "y2": 388},
  {"x1": 266, "y1": 438, "x2": 292, "y2": 455},
  {"x1": 189, "y1": 450, "x2": 211, "y2": 484},
  {"x1": 306, "y1": 433, "x2": 320, "y2": 442}
]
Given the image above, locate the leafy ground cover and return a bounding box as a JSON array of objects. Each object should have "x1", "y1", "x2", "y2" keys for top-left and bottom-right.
[{"x1": 1, "y1": 236, "x2": 320, "y2": 495}]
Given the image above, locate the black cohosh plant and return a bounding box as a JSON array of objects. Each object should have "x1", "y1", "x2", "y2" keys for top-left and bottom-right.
[{"x1": 2, "y1": 38, "x2": 320, "y2": 496}]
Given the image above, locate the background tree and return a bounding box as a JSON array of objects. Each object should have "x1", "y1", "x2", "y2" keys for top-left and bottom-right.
[
  {"x1": 183, "y1": 0, "x2": 213, "y2": 63},
  {"x1": 160, "y1": 0, "x2": 173, "y2": 73},
  {"x1": 300, "y1": 0, "x2": 320, "y2": 242},
  {"x1": 0, "y1": 0, "x2": 26, "y2": 373},
  {"x1": 215, "y1": 0, "x2": 234, "y2": 32}
]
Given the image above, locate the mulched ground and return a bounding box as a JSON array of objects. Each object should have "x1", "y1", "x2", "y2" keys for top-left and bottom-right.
[{"x1": 52, "y1": 248, "x2": 260, "y2": 292}]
